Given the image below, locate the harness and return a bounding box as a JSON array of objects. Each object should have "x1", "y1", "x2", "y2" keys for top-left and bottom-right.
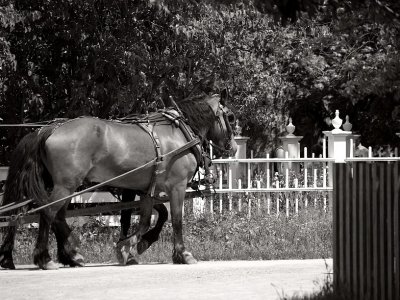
[
  {"x1": 118, "y1": 109, "x2": 204, "y2": 198},
  {"x1": 43, "y1": 110, "x2": 204, "y2": 198},
  {"x1": 0, "y1": 102, "x2": 233, "y2": 218}
]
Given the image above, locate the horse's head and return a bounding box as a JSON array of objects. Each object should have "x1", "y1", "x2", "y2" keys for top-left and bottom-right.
[{"x1": 206, "y1": 94, "x2": 238, "y2": 157}]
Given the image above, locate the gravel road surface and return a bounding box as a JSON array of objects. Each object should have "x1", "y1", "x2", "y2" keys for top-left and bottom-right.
[{"x1": 0, "y1": 259, "x2": 333, "y2": 300}]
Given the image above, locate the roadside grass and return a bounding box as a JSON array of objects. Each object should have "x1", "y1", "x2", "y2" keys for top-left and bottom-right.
[
  {"x1": 283, "y1": 276, "x2": 354, "y2": 300},
  {"x1": 2, "y1": 206, "x2": 332, "y2": 264}
]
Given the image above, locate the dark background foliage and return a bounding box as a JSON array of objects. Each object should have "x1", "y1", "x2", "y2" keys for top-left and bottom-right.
[{"x1": 1, "y1": 0, "x2": 399, "y2": 164}]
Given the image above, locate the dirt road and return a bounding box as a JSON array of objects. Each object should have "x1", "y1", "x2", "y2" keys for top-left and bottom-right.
[{"x1": 0, "y1": 259, "x2": 332, "y2": 300}]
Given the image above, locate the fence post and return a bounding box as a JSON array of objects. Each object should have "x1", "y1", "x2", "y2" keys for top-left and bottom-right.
[
  {"x1": 280, "y1": 117, "x2": 303, "y2": 173},
  {"x1": 232, "y1": 120, "x2": 249, "y2": 188},
  {"x1": 323, "y1": 110, "x2": 353, "y2": 163},
  {"x1": 238, "y1": 179, "x2": 242, "y2": 212}
]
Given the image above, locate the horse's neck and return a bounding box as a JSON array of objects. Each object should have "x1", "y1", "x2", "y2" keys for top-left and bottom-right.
[{"x1": 195, "y1": 127, "x2": 208, "y2": 142}]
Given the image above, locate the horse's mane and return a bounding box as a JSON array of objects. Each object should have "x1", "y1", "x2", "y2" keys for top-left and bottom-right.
[{"x1": 178, "y1": 95, "x2": 215, "y2": 136}]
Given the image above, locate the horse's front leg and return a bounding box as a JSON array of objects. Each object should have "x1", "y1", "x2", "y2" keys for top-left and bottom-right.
[
  {"x1": 117, "y1": 189, "x2": 137, "y2": 265},
  {"x1": 170, "y1": 184, "x2": 197, "y2": 264},
  {"x1": 116, "y1": 195, "x2": 153, "y2": 265}
]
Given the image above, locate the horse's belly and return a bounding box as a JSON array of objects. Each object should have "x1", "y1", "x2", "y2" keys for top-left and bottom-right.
[{"x1": 86, "y1": 164, "x2": 154, "y2": 190}]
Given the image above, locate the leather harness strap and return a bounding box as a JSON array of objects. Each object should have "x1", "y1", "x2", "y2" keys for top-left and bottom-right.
[
  {"x1": 137, "y1": 111, "x2": 203, "y2": 198},
  {"x1": 137, "y1": 122, "x2": 163, "y2": 198},
  {"x1": 162, "y1": 110, "x2": 203, "y2": 167}
]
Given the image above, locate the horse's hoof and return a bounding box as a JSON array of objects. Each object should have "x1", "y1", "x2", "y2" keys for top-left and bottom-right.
[
  {"x1": 0, "y1": 254, "x2": 16, "y2": 270},
  {"x1": 183, "y1": 251, "x2": 197, "y2": 264},
  {"x1": 70, "y1": 253, "x2": 85, "y2": 267},
  {"x1": 173, "y1": 251, "x2": 197, "y2": 264},
  {"x1": 137, "y1": 240, "x2": 149, "y2": 255},
  {"x1": 42, "y1": 260, "x2": 59, "y2": 270},
  {"x1": 126, "y1": 253, "x2": 139, "y2": 265},
  {"x1": 115, "y1": 244, "x2": 130, "y2": 265},
  {"x1": 116, "y1": 236, "x2": 139, "y2": 265}
]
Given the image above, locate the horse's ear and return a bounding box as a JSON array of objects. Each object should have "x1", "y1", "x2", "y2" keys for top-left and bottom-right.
[
  {"x1": 220, "y1": 88, "x2": 229, "y2": 106},
  {"x1": 206, "y1": 95, "x2": 220, "y2": 115}
]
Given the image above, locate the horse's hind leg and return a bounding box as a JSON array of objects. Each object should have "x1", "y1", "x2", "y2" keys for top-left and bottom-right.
[
  {"x1": 0, "y1": 226, "x2": 17, "y2": 269},
  {"x1": 137, "y1": 203, "x2": 168, "y2": 255},
  {"x1": 116, "y1": 195, "x2": 153, "y2": 265},
  {"x1": 52, "y1": 202, "x2": 84, "y2": 267},
  {"x1": 33, "y1": 185, "x2": 77, "y2": 270},
  {"x1": 33, "y1": 213, "x2": 58, "y2": 270}
]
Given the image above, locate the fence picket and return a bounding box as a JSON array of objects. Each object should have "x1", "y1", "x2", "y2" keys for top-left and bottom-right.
[
  {"x1": 351, "y1": 162, "x2": 359, "y2": 299},
  {"x1": 372, "y1": 163, "x2": 379, "y2": 300},
  {"x1": 345, "y1": 163, "x2": 352, "y2": 291},
  {"x1": 386, "y1": 162, "x2": 393, "y2": 300},
  {"x1": 394, "y1": 161, "x2": 400, "y2": 300},
  {"x1": 365, "y1": 162, "x2": 372, "y2": 298},
  {"x1": 379, "y1": 163, "x2": 386, "y2": 300},
  {"x1": 358, "y1": 162, "x2": 365, "y2": 300}
]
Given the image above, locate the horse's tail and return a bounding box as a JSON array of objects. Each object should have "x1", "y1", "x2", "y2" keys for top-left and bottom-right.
[{"x1": 1, "y1": 127, "x2": 54, "y2": 211}]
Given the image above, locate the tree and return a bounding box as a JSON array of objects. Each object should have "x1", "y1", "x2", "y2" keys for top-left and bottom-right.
[
  {"x1": 252, "y1": 0, "x2": 400, "y2": 27},
  {"x1": 0, "y1": 0, "x2": 399, "y2": 164}
]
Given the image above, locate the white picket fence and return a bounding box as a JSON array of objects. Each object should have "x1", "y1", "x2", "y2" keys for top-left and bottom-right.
[
  {"x1": 189, "y1": 155, "x2": 334, "y2": 218},
  {"x1": 189, "y1": 136, "x2": 400, "y2": 218}
]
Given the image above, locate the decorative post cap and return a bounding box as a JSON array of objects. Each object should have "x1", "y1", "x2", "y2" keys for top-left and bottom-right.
[
  {"x1": 342, "y1": 115, "x2": 352, "y2": 131},
  {"x1": 235, "y1": 119, "x2": 242, "y2": 137},
  {"x1": 286, "y1": 117, "x2": 295, "y2": 136},
  {"x1": 332, "y1": 109, "x2": 343, "y2": 131}
]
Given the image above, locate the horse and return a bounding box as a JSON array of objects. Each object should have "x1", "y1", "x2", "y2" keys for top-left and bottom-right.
[{"x1": 0, "y1": 93, "x2": 237, "y2": 270}]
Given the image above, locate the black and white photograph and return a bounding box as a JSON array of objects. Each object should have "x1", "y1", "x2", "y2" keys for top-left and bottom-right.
[{"x1": 0, "y1": 1, "x2": 399, "y2": 299}]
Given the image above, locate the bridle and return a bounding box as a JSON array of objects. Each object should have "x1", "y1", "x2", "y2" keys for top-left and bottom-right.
[{"x1": 210, "y1": 103, "x2": 236, "y2": 157}]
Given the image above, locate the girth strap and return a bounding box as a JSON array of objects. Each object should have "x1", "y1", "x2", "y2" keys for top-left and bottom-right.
[{"x1": 137, "y1": 123, "x2": 163, "y2": 197}]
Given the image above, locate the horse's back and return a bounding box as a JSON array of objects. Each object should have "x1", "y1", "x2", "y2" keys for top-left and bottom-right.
[{"x1": 44, "y1": 117, "x2": 156, "y2": 188}]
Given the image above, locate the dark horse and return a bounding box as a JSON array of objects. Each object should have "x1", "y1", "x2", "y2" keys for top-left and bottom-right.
[{"x1": 0, "y1": 94, "x2": 237, "y2": 270}]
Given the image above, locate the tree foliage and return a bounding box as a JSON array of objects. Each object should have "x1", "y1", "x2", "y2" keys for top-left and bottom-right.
[
  {"x1": 253, "y1": 0, "x2": 400, "y2": 27},
  {"x1": 0, "y1": 0, "x2": 399, "y2": 164}
]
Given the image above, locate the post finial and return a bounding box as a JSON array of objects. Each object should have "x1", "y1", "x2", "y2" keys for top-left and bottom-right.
[
  {"x1": 286, "y1": 117, "x2": 295, "y2": 136},
  {"x1": 342, "y1": 115, "x2": 352, "y2": 131},
  {"x1": 332, "y1": 109, "x2": 343, "y2": 131},
  {"x1": 235, "y1": 119, "x2": 242, "y2": 137}
]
